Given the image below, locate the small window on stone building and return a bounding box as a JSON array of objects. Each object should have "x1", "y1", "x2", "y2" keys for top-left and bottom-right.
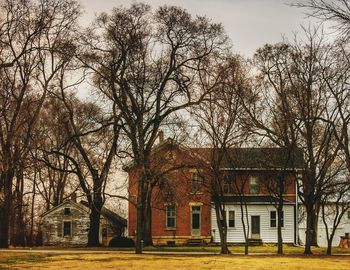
[
  {"x1": 102, "y1": 227, "x2": 108, "y2": 237},
  {"x1": 64, "y1": 207, "x2": 71, "y2": 215},
  {"x1": 348, "y1": 211, "x2": 350, "y2": 220},
  {"x1": 63, "y1": 221, "x2": 72, "y2": 237}
]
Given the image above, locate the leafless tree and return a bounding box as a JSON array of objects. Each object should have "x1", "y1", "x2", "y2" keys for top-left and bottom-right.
[
  {"x1": 295, "y1": 0, "x2": 350, "y2": 40},
  {"x1": 0, "y1": 0, "x2": 80, "y2": 248},
  {"x1": 246, "y1": 28, "x2": 341, "y2": 254},
  {"x1": 320, "y1": 167, "x2": 350, "y2": 255},
  {"x1": 80, "y1": 3, "x2": 229, "y2": 253},
  {"x1": 190, "y1": 56, "x2": 250, "y2": 254}
]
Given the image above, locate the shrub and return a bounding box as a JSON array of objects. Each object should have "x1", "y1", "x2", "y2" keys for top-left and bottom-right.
[{"x1": 108, "y1": 237, "x2": 135, "y2": 247}]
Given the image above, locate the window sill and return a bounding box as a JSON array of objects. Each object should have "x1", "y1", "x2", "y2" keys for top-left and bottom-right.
[{"x1": 165, "y1": 227, "x2": 177, "y2": 231}]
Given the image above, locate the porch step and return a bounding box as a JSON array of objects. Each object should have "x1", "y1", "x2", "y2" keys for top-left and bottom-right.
[
  {"x1": 187, "y1": 238, "x2": 204, "y2": 246},
  {"x1": 248, "y1": 238, "x2": 263, "y2": 246}
]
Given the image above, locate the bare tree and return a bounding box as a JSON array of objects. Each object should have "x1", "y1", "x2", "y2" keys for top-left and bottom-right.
[
  {"x1": 80, "y1": 3, "x2": 229, "y2": 253},
  {"x1": 0, "y1": 0, "x2": 80, "y2": 248},
  {"x1": 190, "y1": 56, "x2": 250, "y2": 254},
  {"x1": 246, "y1": 28, "x2": 341, "y2": 254},
  {"x1": 320, "y1": 168, "x2": 350, "y2": 255},
  {"x1": 295, "y1": 0, "x2": 350, "y2": 40}
]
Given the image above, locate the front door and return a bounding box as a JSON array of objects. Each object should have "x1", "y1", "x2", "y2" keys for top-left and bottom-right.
[
  {"x1": 191, "y1": 206, "x2": 201, "y2": 236},
  {"x1": 251, "y1": 216, "x2": 260, "y2": 239}
]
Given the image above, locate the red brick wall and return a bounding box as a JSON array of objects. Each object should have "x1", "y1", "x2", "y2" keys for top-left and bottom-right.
[{"x1": 127, "y1": 144, "x2": 297, "y2": 243}]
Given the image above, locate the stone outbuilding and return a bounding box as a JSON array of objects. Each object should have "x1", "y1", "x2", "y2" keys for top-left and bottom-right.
[{"x1": 41, "y1": 199, "x2": 127, "y2": 246}]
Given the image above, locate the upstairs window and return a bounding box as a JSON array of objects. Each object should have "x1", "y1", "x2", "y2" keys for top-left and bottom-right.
[
  {"x1": 228, "y1": 210, "x2": 235, "y2": 228},
  {"x1": 191, "y1": 172, "x2": 203, "y2": 193},
  {"x1": 63, "y1": 221, "x2": 72, "y2": 237},
  {"x1": 270, "y1": 211, "x2": 284, "y2": 227},
  {"x1": 64, "y1": 207, "x2": 71, "y2": 215},
  {"x1": 249, "y1": 176, "x2": 259, "y2": 194},
  {"x1": 348, "y1": 211, "x2": 350, "y2": 220},
  {"x1": 166, "y1": 205, "x2": 176, "y2": 228},
  {"x1": 223, "y1": 175, "x2": 232, "y2": 194}
]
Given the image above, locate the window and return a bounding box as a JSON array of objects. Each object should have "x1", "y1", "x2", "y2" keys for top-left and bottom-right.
[
  {"x1": 250, "y1": 176, "x2": 259, "y2": 194},
  {"x1": 223, "y1": 175, "x2": 232, "y2": 194},
  {"x1": 192, "y1": 172, "x2": 203, "y2": 193},
  {"x1": 348, "y1": 211, "x2": 350, "y2": 219},
  {"x1": 63, "y1": 221, "x2": 71, "y2": 237},
  {"x1": 166, "y1": 205, "x2": 176, "y2": 228},
  {"x1": 270, "y1": 211, "x2": 284, "y2": 228},
  {"x1": 228, "y1": 211, "x2": 235, "y2": 227},
  {"x1": 64, "y1": 207, "x2": 71, "y2": 215}
]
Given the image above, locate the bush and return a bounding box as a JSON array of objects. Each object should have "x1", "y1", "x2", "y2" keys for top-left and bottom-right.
[{"x1": 108, "y1": 237, "x2": 135, "y2": 247}]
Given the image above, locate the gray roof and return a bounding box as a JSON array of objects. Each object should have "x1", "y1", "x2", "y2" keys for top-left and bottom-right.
[
  {"x1": 222, "y1": 195, "x2": 295, "y2": 204},
  {"x1": 193, "y1": 147, "x2": 304, "y2": 169},
  {"x1": 80, "y1": 201, "x2": 127, "y2": 227}
]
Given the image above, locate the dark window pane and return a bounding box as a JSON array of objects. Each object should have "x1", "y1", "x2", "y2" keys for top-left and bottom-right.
[
  {"x1": 228, "y1": 211, "x2": 235, "y2": 227},
  {"x1": 270, "y1": 211, "x2": 276, "y2": 228},
  {"x1": 166, "y1": 205, "x2": 176, "y2": 228},
  {"x1": 63, "y1": 221, "x2": 71, "y2": 236},
  {"x1": 64, "y1": 208, "x2": 70, "y2": 215},
  {"x1": 192, "y1": 213, "x2": 200, "y2": 229}
]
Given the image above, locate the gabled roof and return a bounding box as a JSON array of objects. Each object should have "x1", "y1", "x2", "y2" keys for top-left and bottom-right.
[
  {"x1": 80, "y1": 201, "x2": 127, "y2": 227},
  {"x1": 123, "y1": 138, "x2": 304, "y2": 171},
  {"x1": 41, "y1": 199, "x2": 89, "y2": 218},
  {"x1": 41, "y1": 200, "x2": 127, "y2": 227}
]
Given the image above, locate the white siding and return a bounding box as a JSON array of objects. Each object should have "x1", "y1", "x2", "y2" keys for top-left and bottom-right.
[
  {"x1": 211, "y1": 204, "x2": 296, "y2": 243},
  {"x1": 299, "y1": 206, "x2": 350, "y2": 247}
]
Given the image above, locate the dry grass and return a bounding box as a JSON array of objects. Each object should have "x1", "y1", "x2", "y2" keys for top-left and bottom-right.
[{"x1": 1, "y1": 252, "x2": 350, "y2": 270}]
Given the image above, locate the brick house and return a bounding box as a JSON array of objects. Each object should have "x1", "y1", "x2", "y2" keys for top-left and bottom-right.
[{"x1": 127, "y1": 140, "x2": 303, "y2": 246}]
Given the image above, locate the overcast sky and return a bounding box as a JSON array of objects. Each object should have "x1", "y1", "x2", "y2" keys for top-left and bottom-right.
[{"x1": 79, "y1": 0, "x2": 318, "y2": 57}]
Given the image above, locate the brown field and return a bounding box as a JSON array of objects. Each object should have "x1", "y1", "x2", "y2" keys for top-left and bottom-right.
[{"x1": 1, "y1": 252, "x2": 350, "y2": 270}]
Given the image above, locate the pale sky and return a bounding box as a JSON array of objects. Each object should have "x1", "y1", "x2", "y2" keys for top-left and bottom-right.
[{"x1": 79, "y1": 0, "x2": 318, "y2": 57}]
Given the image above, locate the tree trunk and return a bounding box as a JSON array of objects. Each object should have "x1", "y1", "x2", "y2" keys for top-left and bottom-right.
[
  {"x1": 326, "y1": 240, "x2": 332, "y2": 256},
  {"x1": 135, "y1": 166, "x2": 146, "y2": 254},
  {"x1": 142, "y1": 189, "x2": 153, "y2": 246},
  {"x1": 304, "y1": 202, "x2": 314, "y2": 255},
  {"x1": 87, "y1": 193, "x2": 103, "y2": 247},
  {"x1": 311, "y1": 206, "x2": 319, "y2": 246},
  {"x1": 29, "y1": 175, "x2": 36, "y2": 247},
  {"x1": 214, "y1": 200, "x2": 230, "y2": 254},
  {"x1": 277, "y1": 205, "x2": 283, "y2": 255},
  {"x1": 0, "y1": 170, "x2": 14, "y2": 248}
]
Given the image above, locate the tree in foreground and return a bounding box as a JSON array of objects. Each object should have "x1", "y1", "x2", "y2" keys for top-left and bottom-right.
[
  {"x1": 80, "y1": 3, "x2": 229, "y2": 253},
  {"x1": 191, "y1": 56, "x2": 251, "y2": 254},
  {"x1": 0, "y1": 0, "x2": 80, "y2": 248}
]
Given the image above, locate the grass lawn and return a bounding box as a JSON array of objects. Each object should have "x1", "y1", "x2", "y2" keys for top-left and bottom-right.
[
  {"x1": 24, "y1": 244, "x2": 350, "y2": 255},
  {"x1": 1, "y1": 252, "x2": 350, "y2": 270}
]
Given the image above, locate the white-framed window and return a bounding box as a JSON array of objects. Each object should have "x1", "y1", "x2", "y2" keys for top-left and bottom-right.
[
  {"x1": 64, "y1": 207, "x2": 71, "y2": 215},
  {"x1": 270, "y1": 211, "x2": 284, "y2": 228},
  {"x1": 166, "y1": 205, "x2": 176, "y2": 228},
  {"x1": 63, "y1": 221, "x2": 72, "y2": 237},
  {"x1": 191, "y1": 172, "x2": 203, "y2": 193},
  {"x1": 228, "y1": 210, "x2": 235, "y2": 228},
  {"x1": 223, "y1": 175, "x2": 232, "y2": 194},
  {"x1": 249, "y1": 176, "x2": 259, "y2": 194}
]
